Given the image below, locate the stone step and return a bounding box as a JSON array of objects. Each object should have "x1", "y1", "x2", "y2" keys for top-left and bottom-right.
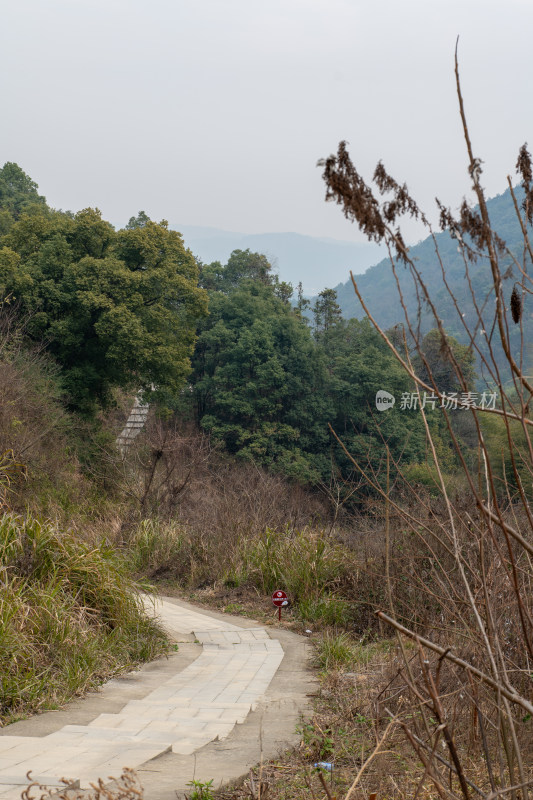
[
  {"x1": 0, "y1": 599, "x2": 286, "y2": 791},
  {"x1": 194, "y1": 628, "x2": 270, "y2": 642},
  {"x1": 142, "y1": 598, "x2": 243, "y2": 632},
  {"x1": 0, "y1": 743, "x2": 171, "y2": 790},
  {"x1": 87, "y1": 699, "x2": 252, "y2": 715},
  {"x1": 0, "y1": 741, "x2": 169, "y2": 776},
  {"x1": 116, "y1": 394, "x2": 151, "y2": 452},
  {"x1": 0, "y1": 738, "x2": 38, "y2": 755},
  {"x1": 44, "y1": 718, "x2": 236, "y2": 745},
  {"x1": 92, "y1": 704, "x2": 251, "y2": 723}
]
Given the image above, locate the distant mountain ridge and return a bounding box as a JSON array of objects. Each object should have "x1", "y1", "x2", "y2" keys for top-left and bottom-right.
[
  {"x1": 328, "y1": 187, "x2": 523, "y2": 330},
  {"x1": 172, "y1": 224, "x2": 386, "y2": 294},
  {"x1": 323, "y1": 186, "x2": 531, "y2": 380}
]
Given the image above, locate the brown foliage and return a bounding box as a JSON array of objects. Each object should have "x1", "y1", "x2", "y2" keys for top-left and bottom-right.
[
  {"x1": 318, "y1": 53, "x2": 533, "y2": 798},
  {"x1": 0, "y1": 307, "x2": 82, "y2": 510}
]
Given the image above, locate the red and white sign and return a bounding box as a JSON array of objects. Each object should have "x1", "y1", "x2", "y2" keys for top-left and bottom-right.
[{"x1": 272, "y1": 590, "x2": 289, "y2": 607}]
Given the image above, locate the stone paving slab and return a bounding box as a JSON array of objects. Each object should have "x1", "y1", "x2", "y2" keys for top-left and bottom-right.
[
  {"x1": 142, "y1": 599, "x2": 243, "y2": 635},
  {"x1": 0, "y1": 598, "x2": 285, "y2": 795}
]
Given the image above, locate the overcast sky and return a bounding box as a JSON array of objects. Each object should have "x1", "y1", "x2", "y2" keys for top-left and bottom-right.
[{"x1": 1, "y1": 0, "x2": 531, "y2": 244}]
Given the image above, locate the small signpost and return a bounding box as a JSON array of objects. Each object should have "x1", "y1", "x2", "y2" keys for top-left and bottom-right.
[{"x1": 272, "y1": 589, "x2": 289, "y2": 621}]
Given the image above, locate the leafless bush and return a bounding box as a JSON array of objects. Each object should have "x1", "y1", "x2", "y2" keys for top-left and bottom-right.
[
  {"x1": 108, "y1": 412, "x2": 329, "y2": 583},
  {"x1": 321, "y1": 49, "x2": 533, "y2": 798},
  {"x1": 0, "y1": 304, "x2": 75, "y2": 508}
]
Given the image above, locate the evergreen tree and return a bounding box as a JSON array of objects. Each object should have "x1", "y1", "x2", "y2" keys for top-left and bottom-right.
[
  {"x1": 0, "y1": 190, "x2": 207, "y2": 412},
  {"x1": 312, "y1": 288, "x2": 342, "y2": 336}
]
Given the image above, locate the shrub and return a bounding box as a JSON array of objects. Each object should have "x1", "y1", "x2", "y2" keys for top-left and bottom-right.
[
  {"x1": 298, "y1": 594, "x2": 354, "y2": 627},
  {"x1": 0, "y1": 512, "x2": 169, "y2": 723},
  {"x1": 314, "y1": 631, "x2": 355, "y2": 670},
  {"x1": 242, "y1": 527, "x2": 351, "y2": 601}
]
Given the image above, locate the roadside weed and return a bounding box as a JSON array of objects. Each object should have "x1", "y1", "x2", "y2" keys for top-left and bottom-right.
[
  {"x1": 314, "y1": 631, "x2": 355, "y2": 670},
  {"x1": 186, "y1": 779, "x2": 214, "y2": 800}
]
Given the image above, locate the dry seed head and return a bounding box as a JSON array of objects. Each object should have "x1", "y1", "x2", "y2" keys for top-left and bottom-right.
[
  {"x1": 459, "y1": 200, "x2": 489, "y2": 250},
  {"x1": 516, "y1": 143, "x2": 533, "y2": 223},
  {"x1": 511, "y1": 286, "x2": 522, "y2": 324},
  {"x1": 516, "y1": 143, "x2": 532, "y2": 185},
  {"x1": 319, "y1": 142, "x2": 386, "y2": 243},
  {"x1": 373, "y1": 161, "x2": 423, "y2": 223}
]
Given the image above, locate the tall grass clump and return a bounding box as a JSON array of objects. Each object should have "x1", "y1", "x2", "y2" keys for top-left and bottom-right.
[
  {"x1": 233, "y1": 527, "x2": 357, "y2": 624},
  {"x1": 126, "y1": 518, "x2": 186, "y2": 578},
  {"x1": 298, "y1": 595, "x2": 353, "y2": 627},
  {"x1": 242, "y1": 527, "x2": 347, "y2": 597},
  {"x1": 314, "y1": 630, "x2": 355, "y2": 670},
  {"x1": 0, "y1": 513, "x2": 169, "y2": 724}
]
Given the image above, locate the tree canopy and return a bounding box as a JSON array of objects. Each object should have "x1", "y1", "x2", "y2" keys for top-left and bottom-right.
[
  {"x1": 0, "y1": 166, "x2": 207, "y2": 413},
  {"x1": 0, "y1": 162, "x2": 473, "y2": 497},
  {"x1": 0, "y1": 162, "x2": 47, "y2": 236},
  {"x1": 184, "y1": 250, "x2": 444, "y2": 493},
  {"x1": 191, "y1": 270, "x2": 332, "y2": 482}
]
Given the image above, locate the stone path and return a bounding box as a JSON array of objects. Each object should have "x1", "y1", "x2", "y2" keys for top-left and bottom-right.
[
  {"x1": 116, "y1": 394, "x2": 150, "y2": 454},
  {"x1": 0, "y1": 598, "x2": 285, "y2": 798}
]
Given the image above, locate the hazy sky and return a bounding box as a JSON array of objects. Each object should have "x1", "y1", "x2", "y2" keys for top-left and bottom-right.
[{"x1": 2, "y1": 0, "x2": 531, "y2": 244}]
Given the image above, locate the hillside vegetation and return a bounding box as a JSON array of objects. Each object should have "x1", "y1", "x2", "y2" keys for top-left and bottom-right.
[
  {"x1": 0, "y1": 161, "x2": 506, "y2": 504},
  {"x1": 0, "y1": 513, "x2": 168, "y2": 724},
  {"x1": 0, "y1": 160, "x2": 457, "y2": 727},
  {"x1": 3, "y1": 126, "x2": 533, "y2": 800},
  {"x1": 329, "y1": 186, "x2": 530, "y2": 380}
]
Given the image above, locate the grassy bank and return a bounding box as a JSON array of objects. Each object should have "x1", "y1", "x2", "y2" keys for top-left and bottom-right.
[
  {"x1": 0, "y1": 513, "x2": 169, "y2": 725},
  {"x1": 2, "y1": 321, "x2": 526, "y2": 796}
]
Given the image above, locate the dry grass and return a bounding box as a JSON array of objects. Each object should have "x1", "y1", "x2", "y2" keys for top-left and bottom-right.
[
  {"x1": 18, "y1": 767, "x2": 143, "y2": 800},
  {"x1": 213, "y1": 636, "x2": 420, "y2": 800},
  {"x1": 0, "y1": 513, "x2": 169, "y2": 725}
]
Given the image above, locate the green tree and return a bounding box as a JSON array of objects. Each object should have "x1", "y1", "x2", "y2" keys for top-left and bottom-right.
[
  {"x1": 0, "y1": 162, "x2": 46, "y2": 222},
  {"x1": 273, "y1": 276, "x2": 293, "y2": 303},
  {"x1": 412, "y1": 328, "x2": 478, "y2": 450},
  {"x1": 125, "y1": 210, "x2": 151, "y2": 229},
  {"x1": 0, "y1": 206, "x2": 207, "y2": 413},
  {"x1": 190, "y1": 281, "x2": 332, "y2": 482},
  {"x1": 295, "y1": 281, "x2": 311, "y2": 319},
  {"x1": 321, "y1": 318, "x2": 446, "y2": 488},
  {"x1": 413, "y1": 328, "x2": 476, "y2": 394},
  {"x1": 190, "y1": 249, "x2": 446, "y2": 492},
  {"x1": 313, "y1": 288, "x2": 342, "y2": 336},
  {"x1": 199, "y1": 249, "x2": 273, "y2": 293}
]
